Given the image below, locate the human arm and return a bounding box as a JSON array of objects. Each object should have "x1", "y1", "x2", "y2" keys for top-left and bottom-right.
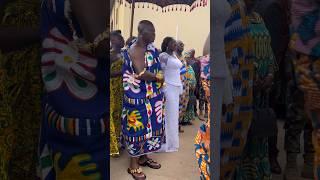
[
  {"x1": 129, "y1": 47, "x2": 163, "y2": 83},
  {"x1": 259, "y1": 54, "x2": 276, "y2": 91},
  {"x1": 159, "y1": 52, "x2": 169, "y2": 69}
]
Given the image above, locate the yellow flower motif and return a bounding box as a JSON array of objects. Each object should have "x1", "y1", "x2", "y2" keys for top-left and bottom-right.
[{"x1": 127, "y1": 110, "x2": 144, "y2": 132}]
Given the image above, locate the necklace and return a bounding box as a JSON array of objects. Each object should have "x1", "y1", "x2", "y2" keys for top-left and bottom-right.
[{"x1": 64, "y1": 0, "x2": 93, "y2": 52}]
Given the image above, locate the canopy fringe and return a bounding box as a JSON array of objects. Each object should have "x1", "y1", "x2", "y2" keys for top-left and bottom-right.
[{"x1": 122, "y1": 0, "x2": 207, "y2": 13}]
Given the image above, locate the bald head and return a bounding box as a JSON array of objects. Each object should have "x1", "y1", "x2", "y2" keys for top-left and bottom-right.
[
  {"x1": 176, "y1": 40, "x2": 183, "y2": 45},
  {"x1": 176, "y1": 40, "x2": 184, "y2": 53},
  {"x1": 137, "y1": 20, "x2": 156, "y2": 44},
  {"x1": 138, "y1": 20, "x2": 154, "y2": 33}
]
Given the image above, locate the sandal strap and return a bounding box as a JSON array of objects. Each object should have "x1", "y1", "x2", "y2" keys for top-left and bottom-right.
[
  {"x1": 146, "y1": 159, "x2": 156, "y2": 164},
  {"x1": 129, "y1": 167, "x2": 143, "y2": 174}
]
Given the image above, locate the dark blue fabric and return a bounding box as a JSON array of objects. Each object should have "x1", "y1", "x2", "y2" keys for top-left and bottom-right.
[{"x1": 39, "y1": 0, "x2": 109, "y2": 179}]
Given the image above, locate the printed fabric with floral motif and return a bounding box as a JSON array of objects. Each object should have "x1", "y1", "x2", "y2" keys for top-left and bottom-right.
[
  {"x1": 121, "y1": 40, "x2": 165, "y2": 157},
  {"x1": 179, "y1": 58, "x2": 190, "y2": 122},
  {"x1": 195, "y1": 123, "x2": 210, "y2": 180},
  {"x1": 199, "y1": 55, "x2": 210, "y2": 80},
  {"x1": 38, "y1": 0, "x2": 109, "y2": 179},
  {"x1": 291, "y1": 0, "x2": 320, "y2": 57}
]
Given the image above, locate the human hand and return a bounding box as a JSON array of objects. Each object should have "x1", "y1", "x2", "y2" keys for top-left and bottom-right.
[
  {"x1": 158, "y1": 77, "x2": 165, "y2": 84},
  {"x1": 54, "y1": 152, "x2": 101, "y2": 180},
  {"x1": 156, "y1": 72, "x2": 165, "y2": 84}
]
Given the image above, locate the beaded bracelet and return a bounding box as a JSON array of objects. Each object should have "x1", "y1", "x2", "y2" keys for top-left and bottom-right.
[
  {"x1": 80, "y1": 30, "x2": 109, "y2": 54},
  {"x1": 93, "y1": 30, "x2": 108, "y2": 49},
  {"x1": 134, "y1": 68, "x2": 146, "y2": 78}
]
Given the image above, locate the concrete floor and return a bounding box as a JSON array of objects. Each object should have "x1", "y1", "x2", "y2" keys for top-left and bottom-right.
[
  {"x1": 111, "y1": 119, "x2": 313, "y2": 180},
  {"x1": 272, "y1": 120, "x2": 311, "y2": 180},
  {"x1": 110, "y1": 119, "x2": 202, "y2": 180}
]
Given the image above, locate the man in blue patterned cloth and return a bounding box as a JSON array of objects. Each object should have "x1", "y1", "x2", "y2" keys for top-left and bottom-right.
[{"x1": 122, "y1": 20, "x2": 165, "y2": 180}]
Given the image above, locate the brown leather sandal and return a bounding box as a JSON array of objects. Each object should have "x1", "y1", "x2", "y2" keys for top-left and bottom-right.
[
  {"x1": 179, "y1": 125, "x2": 184, "y2": 133},
  {"x1": 138, "y1": 158, "x2": 161, "y2": 169},
  {"x1": 127, "y1": 167, "x2": 146, "y2": 180}
]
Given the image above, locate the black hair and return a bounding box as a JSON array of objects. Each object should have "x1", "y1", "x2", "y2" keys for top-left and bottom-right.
[
  {"x1": 110, "y1": 30, "x2": 122, "y2": 38},
  {"x1": 161, "y1": 37, "x2": 175, "y2": 52},
  {"x1": 114, "y1": 30, "x2": 121, "y2": 34},
  {"x1": 126, "y1": 36, "x2": 137, "y2": 46},
  {"x1": 110, "y1": 30, "x2": 124, "y2": 50},
  {"x1": 110, "y1": 30, "x2": 124, "y2": 45}
]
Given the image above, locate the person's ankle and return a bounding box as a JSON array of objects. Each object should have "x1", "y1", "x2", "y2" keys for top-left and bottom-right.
[
  {"x1": 130, "y1": 163, "x2": 140, "y2": 169},
  {"x1": 139, "y1": 155, "x2": 147, "y2": 161},
  {"x1": 285, "y1": 153, "x2": 298, "y2": 168}
]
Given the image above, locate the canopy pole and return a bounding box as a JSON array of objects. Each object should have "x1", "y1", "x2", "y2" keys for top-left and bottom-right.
[
  {"x1": 110, "y1": 0, "x2": 115, "y2": 16},
  {"x1": 175, "y1": 24, "x2": 179, "y2": 40},
  {"x1": 130, "y1": 0, "x2": 135, "y2": 37}
]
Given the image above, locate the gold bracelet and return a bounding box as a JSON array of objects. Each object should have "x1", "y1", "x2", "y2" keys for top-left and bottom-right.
[
  {"x1": 80, "y1": 30, "x2": 108, "y2": 54},
  {"x1": 136, "y1": 68, "x2": 146, "y2": 78},
  {"x1": 93, "y1": 30, "x2": 108, "y2": 48}
]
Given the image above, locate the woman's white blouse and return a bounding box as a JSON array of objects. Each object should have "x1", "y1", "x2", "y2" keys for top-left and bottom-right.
[{"x1": 159, "y1": 52, "x2": 183, "y2": 87}]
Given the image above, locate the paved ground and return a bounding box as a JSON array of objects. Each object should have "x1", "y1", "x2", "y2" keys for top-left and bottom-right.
[
  {"x1": 110, "y1": 119, "x2": 202, "y2": 180},
  {"x1": 111, "y1": 119, "x2": 313, "y2": 180}
]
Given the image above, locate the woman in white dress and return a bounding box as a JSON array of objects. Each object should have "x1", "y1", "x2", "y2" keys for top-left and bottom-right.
[{"x1": 158, "y1": 37, "x2": 183, "y2": 152}]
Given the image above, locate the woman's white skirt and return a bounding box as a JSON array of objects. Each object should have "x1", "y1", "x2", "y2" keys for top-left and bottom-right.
[{"x1": 158, "y1": 83, "x2": 182, "y2": 153}]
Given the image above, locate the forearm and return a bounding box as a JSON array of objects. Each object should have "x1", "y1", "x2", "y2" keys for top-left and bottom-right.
[
  {"x1": 132, "y1": 58, "x2": 157, "y2": 82},
  {"x1": 139, "y1": 71, "x2": 157, "y2": 81},
  {"x1": 0, "y1": 26, "x2": 40, "y2": 53}
]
